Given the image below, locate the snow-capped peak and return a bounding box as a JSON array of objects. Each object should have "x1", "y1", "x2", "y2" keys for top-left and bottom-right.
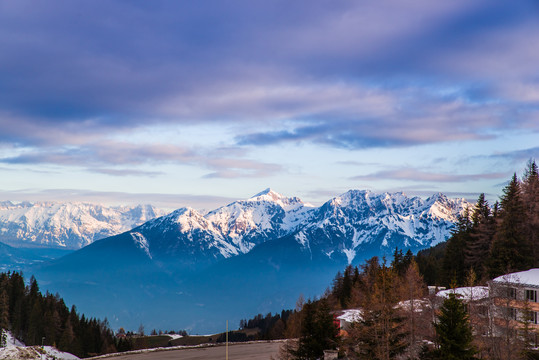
[{"x1": 250, "y1": 188, "x2": 284, "y2": 202}]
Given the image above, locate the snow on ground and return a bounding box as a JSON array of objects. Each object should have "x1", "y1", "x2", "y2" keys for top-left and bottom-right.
[{"x1": 0, "y1": 330, "x2": 79, "y2": 360}]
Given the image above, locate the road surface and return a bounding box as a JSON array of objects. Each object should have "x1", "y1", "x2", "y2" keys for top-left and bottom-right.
[{"x1": 96, "y1": 341, "x2": 282, "y2": 360}]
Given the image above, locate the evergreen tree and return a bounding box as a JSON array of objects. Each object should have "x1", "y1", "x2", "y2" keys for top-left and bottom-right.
[
  {"x1": 0, "y1": 290, "x2": 9, "y2": 331},
  {"x1": 0, "y1": 290, "x2": 7, "y2": 348},
  {"x1": 434, "y1": 293, "x2": 477, "y2": 360},
  {"x1": 521, "y1": 159, "x2": 539, "y2": 267},
  {"x1": 464, "y1": 194, "x2": 495, "y2": 281},
  {"x1": 488, "y1": 173, "x2": 532, "y2": 278},
  {"x1": 442, "y1": 209, "x2": 471, "y2": 286}
]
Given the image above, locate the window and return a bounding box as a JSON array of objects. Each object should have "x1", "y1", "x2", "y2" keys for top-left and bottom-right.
[
  {"x1": 527, "y1": 311, "x2": 539, "y2": 325},
  {"x1": 526, "y1": 289, "x2": 537, "y2": 302},
  {"x1": 477, "y1": 305, "x2": 488, "y2": 317},
  {"x1": 508, "y1": 287, "x2": 517, "y2": 299},
  {"x1": 506, "y1": 307, "x2": 518, "y2": 320}
]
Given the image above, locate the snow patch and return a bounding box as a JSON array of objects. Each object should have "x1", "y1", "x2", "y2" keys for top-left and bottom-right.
[
  {"x1": 343, "y1": 248, "x2": 356, "y2": 264},
  {"x1": 295, "y1": 231, "x2": 308, "y2": 246},
  {"x1": 130, "y1": 232, "x2": 152, "y2": 259},
  {"x1": 0, "y1": 330, "x2": 79, "y2": 360}
]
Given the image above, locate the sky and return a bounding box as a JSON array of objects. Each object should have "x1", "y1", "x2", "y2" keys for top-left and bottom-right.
[{"x1": 0, "y1": 0, "x2": 538, "y2": 210}]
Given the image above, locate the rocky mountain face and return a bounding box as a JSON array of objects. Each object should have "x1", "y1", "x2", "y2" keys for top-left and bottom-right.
[
  {"x1": 118, "y1": 188, "x2": 468, "y2": 267},
  {"x1": 0, "y1": 201, "x2": 166, "y2": 249}
]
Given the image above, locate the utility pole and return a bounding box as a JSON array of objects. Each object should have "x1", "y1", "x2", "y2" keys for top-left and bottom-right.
[
  {"x1": 41, "y1": 337, "x2": 45, "y2": 360},
  {"x1": 226, "y1": 320, "x2": 229, "y2": 360}
]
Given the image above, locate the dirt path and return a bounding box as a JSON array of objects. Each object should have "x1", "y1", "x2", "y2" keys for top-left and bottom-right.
[{"x1": 95, "y1": 341, "x2": 282, "y2": 360}]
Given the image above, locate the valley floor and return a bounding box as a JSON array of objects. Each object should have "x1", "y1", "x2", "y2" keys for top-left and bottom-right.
[{"x1": 90, "y1": 341, "x2": 282, "y2": 360}]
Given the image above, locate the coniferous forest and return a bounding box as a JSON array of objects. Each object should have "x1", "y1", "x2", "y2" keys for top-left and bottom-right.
[
  {"x1": 417, "y1": 159, "x2": 539, "y2": 287},
  {"x1": 0, "y1": 272, "x2": 117, "y2": 357}
]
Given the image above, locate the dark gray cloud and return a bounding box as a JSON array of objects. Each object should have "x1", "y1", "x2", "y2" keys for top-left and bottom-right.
[{"x1": 0, "y1": 0, "x2": 538, "y2": 161}]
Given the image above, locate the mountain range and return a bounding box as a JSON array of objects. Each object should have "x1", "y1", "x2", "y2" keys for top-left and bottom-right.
[
  {"x1": 0, "y1": 201, "x2": 166, "y2": 249},
  {"x1": 24, "y1": 189, "x2": 469, "y2": 333}
]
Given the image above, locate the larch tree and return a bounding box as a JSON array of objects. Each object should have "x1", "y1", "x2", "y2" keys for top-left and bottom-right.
[
  {"x1": 352, "y1": 262, "x2": 407, "y2": 360},
  {"x1": 399, "y1": 260, "x2": 428, "y2": 359}
]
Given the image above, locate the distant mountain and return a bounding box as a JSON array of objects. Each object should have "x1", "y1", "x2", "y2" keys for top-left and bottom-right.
[
  {"x1": 93, "y1": 189, "x2": 465, "y2": 268},
  {"x1": 0, "y1": 201, "x2": 166, "y2": 249},
  {"x1": 30, "y1": 189, "x2": 470, "y2": 333}
]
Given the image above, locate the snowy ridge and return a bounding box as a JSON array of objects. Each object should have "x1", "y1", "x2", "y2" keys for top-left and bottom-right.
[
  {"x1": 121, "y1": 189, "x2": 469, "y2": 266},
  {"x1": 296, "y1": 190, "x2": 469, "y2": 264},
  {"x1": 0, "y1": 202, "x2": 166, "y2": 249}
]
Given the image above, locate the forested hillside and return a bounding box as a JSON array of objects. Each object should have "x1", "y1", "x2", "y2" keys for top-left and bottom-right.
[
  {"x1": 0, "y1": 272, "x2": 116, "y2": 357},
  {"x1": 417, "y1": 159, "x2": 539, "y2": 286}
]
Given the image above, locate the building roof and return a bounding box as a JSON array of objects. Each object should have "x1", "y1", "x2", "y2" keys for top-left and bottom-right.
[
  {"x1": 336, "y1": 309, "x2": 363, "y2": 323},
  {"x1": 436, "y1": 286, "x2": 489, "y2": 301},
  {"x1": 492, "y1": 268, "x2": 539, "y2": 287}
]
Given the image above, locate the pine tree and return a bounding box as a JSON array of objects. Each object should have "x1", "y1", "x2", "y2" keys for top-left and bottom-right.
[
  {"x1": 434, "y1": 293, "x2": 477, "y2": 360},
  {"x1": 521, "y1": 159, "x2": 539, "y2": 267},
  {"x1": 0, "y1": 290, "x2": 7, "y2": 348},
  {"x1": 59, "y1": 315, "x2": 75, "y2": 354},
  {"x1": 488, "y1": 173, "x2": 532, "y2": 278},
  {"x1": 442, "y1": 209, "x2": 471, "y2": 286},
  {"x1": 464, "y1": 194, "x2": 495, "y2": 281}
]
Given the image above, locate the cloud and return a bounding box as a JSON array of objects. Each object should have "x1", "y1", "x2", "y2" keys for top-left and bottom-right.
[
  {"x1": 92, "y1": 168, "x2": 164, "y2": 177},
  {"x1": 0, "y1": 140, "x2": 283, "y2": 179},
  {"x1": 352, "y1": 168, "x2": 509, "y2": 183},
  {"x1": 234, "y1": 81, "x2": 532, "y2": 149},
  {"x1": 484, "y1": 147, "x2": 539, "y2": 163},
  {"x1": 0, "y1": 1, "x2": 537, "y2": 140}
]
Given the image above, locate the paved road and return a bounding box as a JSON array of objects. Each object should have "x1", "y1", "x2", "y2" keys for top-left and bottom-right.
[{"x1": 98, "y1": 342, "x2": 282, "y2": 360}]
